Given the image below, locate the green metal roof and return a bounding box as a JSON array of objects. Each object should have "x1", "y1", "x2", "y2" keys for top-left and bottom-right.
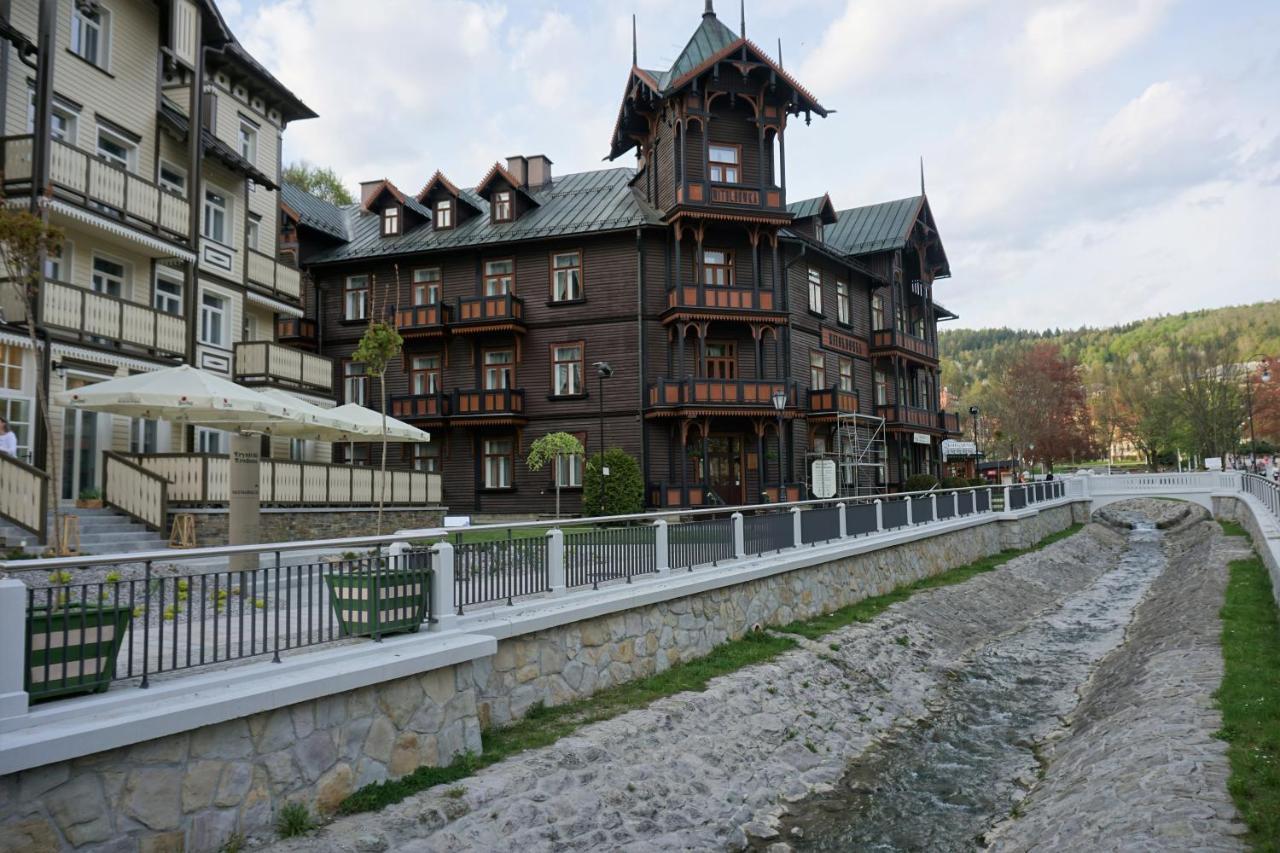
[
  {"x1": 825, "y1": 196, "x2": 923, "y2": 256},
  {"x1": 659, "y1": 12, "x2": 740, "y2": 90},
  {"x1": 281, "y1": 182, "x2": 348, "y2": 241},
  {"x1": 305, "y1": 167, "x2": 663, "y2": 265}
]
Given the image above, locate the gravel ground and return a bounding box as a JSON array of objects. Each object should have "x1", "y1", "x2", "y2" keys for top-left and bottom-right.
[{"x1": 263, "y1": 523, "x2": 1128, "y2": 852}]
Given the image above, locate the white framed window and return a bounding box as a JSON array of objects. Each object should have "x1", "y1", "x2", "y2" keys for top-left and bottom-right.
[
  {"x1": 483, "y1": 349, "x2": 514, "y2": 390},
  {"x1": 95, "y1": 125, "x2": 135, "y2": 171},
  {"x1": 131, "y1": 418, "x2": 159, "y2": 454},
  {"x1": 551, "y1": 251, "x2": 582, "y2": 302},
  {"x1": 43, "y1": 240, "x2": 71, "y2": 281},
  {"x1": 483, "y1": 259, "x2": 514, "y2": 295},
  {"x1": 91, "y1": 255, "x2": 125, "y2": 297},
  {"x1": 409, "y1": 354, "x2": 440, "y2": 395},
  {"x1": 551, "y1": 343, "x2": 582, "y2": 396},
  {"x1": 195, "y1": 427, "x2": 226, "y2": 455},
  {"x1": 158, "y1": 160, "x2": 186, "y2": 196},
  {"x1": 483, "y1": 438, "x2": 514, "y2": 489},
  {"x1": 555, "y1": 439, "x2": 585, "y2": 488},
  {"x1": 344, "y1": 275, "x2": 369, "y2": 321},
  {"x1": 26, "y1": 85, "x2": 80, "y2": 143},
  {"x1": 807, "y1": 267, "x2": 822, "y2": 314},
  {"x1": 702, "y1": 248, "x2": 733, "y2": 287},
  {"x1": 408, "y1": 442, "x2": 440, "y2": 473},
  {"x1": 199, "y1": 291, "x2": 228, "y2": 347},
  {"x1": 434, "y1": 199, "x2": 453, "y2": 229},
  {"x1": 247, "y1": 213, "x2": 261, "y2": 251},
  {"x1": 412, "y1": 268, "x2": 441, "y2": 305},
  {"x1": 492, "y1": 190, "x2": 512, "y2": 222},
  {"x1": 202, "y1": 188, "x2": 229, "y2": 245},
  {"x1": 342, "y1": 360, "x2": 367, "y2": 405},
  {"x1": 381, "y1": 206, "x2": 400, "y2": 236},
  {"x1": 237, "y1": 119, "x2": 257, "y2": 163},
  {"x1": 871, "y1": 292, "x2": 886, "y2": 329},
  {"x1": 70, "y1": 2, "x2": 108, "y2": 68},
  {"x1": 153, "y1": 270, "x2": 183, "y2": 316},
  {"x1": 708, "y1": 144, "x2": 740, "y2": 183},
  {"x1": 836, "y1": 281, "x2": 850, "y2": 326}
]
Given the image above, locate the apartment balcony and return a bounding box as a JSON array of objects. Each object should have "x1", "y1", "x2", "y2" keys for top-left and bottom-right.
[
  {"x1": 275, "y1": 317, "x2": 317, "y2": 348},
  {"x1": 233, "y1": 341, "x2": 334, "y2": 396},
  {"x1": 450, "y1": 388, "x2": 526, "y2": 425},
  {"x1": 807, "y1": 386, "x2": 860, "y2": 420},
  {"x1": 870, "y1": 327, "x2": 938, "y2": 363},
  {"x1": 23, "y1": 278, "x2": 186, "y2": 359},
  {"x1": 390, "y1": 391, "x2": 450, "y2": 424},
  {"x1": 246, "y1": 249, "x2": 302, "y2": 304},
  {"x1": 1, "y1": 135, "x2": 189, "y2": 243},
  {"x1": 452, "y1": 294, "x2": 525, "y2": 335},
  {"x1": 675, "y1": 180, "x2": 788, "y2": 216},
  {"x1": 876, "y1": 403, "x2": 944, "y2": 432},
  {"x1": 646, "y1": 377, "x2": 798, "y2": 418},
  {"x1": 395, "y1": 302, "x2": 451, "y2": 340},
  {"x1": 662, "y1": 284, "x2": 784, "y2": 324},
  {"x1": 939, "y1": 410, "x2": 962, "y2": 435}
]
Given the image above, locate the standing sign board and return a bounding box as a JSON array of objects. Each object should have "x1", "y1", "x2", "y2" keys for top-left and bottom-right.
[{"x1": 811, "y1": 459, "x2": 837, "y2": 498}]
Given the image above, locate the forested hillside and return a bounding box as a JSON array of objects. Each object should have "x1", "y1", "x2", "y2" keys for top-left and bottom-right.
[{"x1": 940, "y1": 301, "x2": 1280, "y2": 400}]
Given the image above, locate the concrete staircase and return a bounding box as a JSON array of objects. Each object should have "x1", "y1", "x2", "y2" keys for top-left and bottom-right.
[{"x1": 0, "y1": 506, "x2": 169, "y2": 555}]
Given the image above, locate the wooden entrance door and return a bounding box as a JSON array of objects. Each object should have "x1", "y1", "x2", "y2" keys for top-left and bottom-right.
[{"x1": 704, "y1": 435, "x2": 744, "y2": 505}]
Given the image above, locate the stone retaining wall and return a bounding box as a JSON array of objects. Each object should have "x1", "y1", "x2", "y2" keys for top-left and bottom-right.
[
  {"x1": 0, "y1": 503, "x2": 1085, "y2": 852},
  {"x1": 180, "y1": 508, "x2": 444, "y2": 547},
  {"x1": 1213, "y1": 494, "x2": 1280, "y2": 608}
]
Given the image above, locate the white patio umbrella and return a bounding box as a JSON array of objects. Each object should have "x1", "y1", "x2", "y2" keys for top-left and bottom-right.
[
  {"x1": 327, "y1": 403, "x2": 432, "y2": 442},
  {"x1": 55, "y1": 364, "x2": 295, "y2": 424}
]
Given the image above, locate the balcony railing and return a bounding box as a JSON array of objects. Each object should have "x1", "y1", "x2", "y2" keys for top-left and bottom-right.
[
  {"x1": 939, "y1": 411, "x2": 962, "y2": 434},
  {"x1": 451, "y1": 388, "x2": 525, "y2": 422},
  {"x1": 395, "y1": 302, "x2": 451, "y2": 337},
  {"x1": 1, "y1": 135, "x2": 189, "y2": 241},
  {"x1": 233, "y1": 341, "x2": 334, "y2": 395},
  {"x1": 807, "y1": 386, "x2": 860, "y2": 416},
  {"x1": 876, "y1": 403, "x2": 941, "y2": 430},
  {"x1": 275, "y1": 317, "x2": 316, "y2": 345},
  {"x1": 453, "y1": 294, "x2": 524, "y2": 333},
  {"x1": 647, "y1": 378, "x2": 796, "y2": 411},
  {"x1": 390, "y1": 391, "x2": 450, "y2": 422},
  {"x1": 40, "y1": 279, "x2": 185, "y2": 358},
  {"x1": 245, "y1": 249, "x2": 302, "y2": 303},
  {"x1": 870, "y1": 327, "x2": 938, "y2": 361},
  {"x1": 665, "y1": 285, "x2": 779, "y2": 317}
]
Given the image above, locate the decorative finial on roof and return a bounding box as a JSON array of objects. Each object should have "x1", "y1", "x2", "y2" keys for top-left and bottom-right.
[
  {"x1": 632, "y1": 13, "x2": 637, "y2": 65},
  {"x1": 920, "y1": 156, "x2": 926, "y2": 195},
  {"x1": 777, "y1": 37, "x2": 784, "y2": 68},
  {"x1": 740, "y1": 0, "x2": 745, "y2": 37},
  {"x1": 704, "y1": 0, "x2": 715, "y2": 18}
]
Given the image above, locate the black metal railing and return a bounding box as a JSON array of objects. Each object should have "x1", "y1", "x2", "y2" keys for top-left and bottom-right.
[
  {"x1": 936, "y1": 494, "x2": 956, "y2": 521},
  {"x1": 669, "y1": 517, "x2": 734, "y2": 570},
  {"x1": 801, "y1": 505, "x2": 841, "y2": 544},
  {"x1": 845, "y1": 502, "x2": 878, "y2": 535},
  {"x1": 744, "y1": 511, "x2": 793, "y2": 555},
  {"x1": 958, "y1": 491, "x2": 974, "y2": 516},
  {"x1": 1009, "y1": 486, "x2": 1028, "y2": 510},
  {"x1": 911, "y1": 495, "x2": 934, "y2": 524},
  {"x1": 882, "y1": 497, "x2": 909, "y2": 529},
  {"x1": 977, "y1": 489, "x2": 992, "y2": 512},
  {"x1": 453, "y1": 535, "x2": 548, "y2": 611},
  {"x1": 565, "y1": 525, "x2": 657, "y2": 589}
]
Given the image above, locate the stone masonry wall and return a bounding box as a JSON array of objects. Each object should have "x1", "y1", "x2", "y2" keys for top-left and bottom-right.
[
  {"x1": 182, "y1": 509, "x2": 444, "y2": 547},
  {"x1": 0, "y1": 502, "x2": 1084, "y2": 852},
  {"x1": 1213, "y1": 495, "x2": 1280, "y2": 608},
  {"x1": 0, "y1": 663, "x2": 481, "y2": 853}
]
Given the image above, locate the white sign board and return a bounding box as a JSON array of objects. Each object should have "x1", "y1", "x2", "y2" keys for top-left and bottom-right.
[
  {"x1": 811, "y1": 459, "x2": 838, "y2": 498},
  {"x1": 1204, "y1": 457, "x2": 1223, "y2": 471},
  {"x1": 913, "y1": 432, "x2": 933, "y2": 445},
  {"x1": 443, "y1": 515, "x2": 472, "y2": 528},
  {"x1": 941, "y1": 439, "x2": 978, "y2": 460}
]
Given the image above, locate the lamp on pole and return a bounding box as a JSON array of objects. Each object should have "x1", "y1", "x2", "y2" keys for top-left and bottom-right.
[
  {"x1": 772, "y1": 388, "x2": 788, "y2": 501},
  {"x1": 1245, "y1": 356, "x2": 1272, "y2": 473},
  {"x1": 593, "y1": 361, "x2": 613, "y2": 514},
  {"x1": 968, "y1": 405, "x2": 980, "y2": 450}
]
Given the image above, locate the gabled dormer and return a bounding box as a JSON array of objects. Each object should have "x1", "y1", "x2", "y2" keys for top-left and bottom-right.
[
  {"x1": 359, "y1": 178, "x2": 428, "y2": 238},
  {"x1": 475, "y1": 160, "x2": 541, "y2": 225},
  {"x1": 416, "y1": 170, "x2": 481, "y2": 232},
  {"x1": 786, "y1": 194, "x2": 837, "y2": 243}
]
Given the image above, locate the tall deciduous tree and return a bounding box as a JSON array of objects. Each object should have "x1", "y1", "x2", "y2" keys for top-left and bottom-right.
[
  {"x1": 991, "y1": 342, "x2": 1094, "y2": 470},
  {"x1": 351, "y1": 271, "x2": 403, "y2": 534},
  {"x1": 1170, "y1": 337, "x2": 1245, "y2": 464},
  {"x1": 282, "y1": 161, "x2": 354, "y2": 205},
  {"x1": 1112, "y1": 351, "x2": 1182, "y2": 469}
]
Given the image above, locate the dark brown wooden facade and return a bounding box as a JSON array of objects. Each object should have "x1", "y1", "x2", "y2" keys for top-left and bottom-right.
[{"x1": 284, "y1": 3, "x2": 961, "y2": 515}]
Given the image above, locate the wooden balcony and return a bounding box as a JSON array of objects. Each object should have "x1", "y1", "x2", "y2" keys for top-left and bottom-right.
[
  {"x1": 876, "y1": 403, "x2": 943, "y2": 432},
  {"x1": 870, "y1": 328, "x2": 938, "y2": 362},
  {"x1": 233, "y1": 341, "x2": 334, "y2": 395},
  {"x1": 275, "y1": 317, "x2": 317, "y2": 347},
  {"x1": 390, "y1": 391, "x2": 450, "y2": 423},
  {"x1": 395, "y1": 302, "x2": 451, "y2": 339},
  {"x1": 807, "y1": 386, "x2": 860, "y2": 419},
  {"x1": 453, "y1": 294, "x2": 525, "y2": 335},
  {"x1": 646, "y1": 377, "x2": 797, "y2": 417},
  {"x1": 675, "y1": 181, "x2": 788, "y2": 216},
  {"x1": 939, "y1": 411, "x2": 962, "y2": 435},
  {"x1": 450, "y1": 388, "x2": 525, "y2": 425},
  {"x1": 36, "y1": 278, "x2": 185, "y2": 358},
  {"x1": 1, "y1": 135, "x2": 189, "y2": 242},
  {"x1": 663, "y1": 285, "x2": 784, "y2": 324},
  {"x1": 246, "y1": 249, "x2": 302, "y2": 304}
]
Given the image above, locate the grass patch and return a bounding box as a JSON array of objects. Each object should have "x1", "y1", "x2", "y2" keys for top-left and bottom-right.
[
  {"x1": 1218, "y1": 519, "x2": 1250, "y2": 539},
  {"x1": 1216, "y1": 548, "x2": 1280, "y2": 850},
  {"x1": 779, "y1": 523, "x2": 1084, "y2": 640},
  {"x1": 275, "y1": 802, "x2": 314, "y2": 838},
  {"x1": 337, "y1": 629, "x2": 795, "y2": 815}
]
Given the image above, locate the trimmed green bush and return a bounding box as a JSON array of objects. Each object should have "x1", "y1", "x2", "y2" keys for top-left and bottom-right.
[
  {"x1": 903, "y1": 474, "x2": 939, "y2": 492},
  {"x1": 583, "y1": 447, "x2": 644, "y2": 517},
  {"x1": 939, "y1": 476, "x2": 968, "y2": 489}
]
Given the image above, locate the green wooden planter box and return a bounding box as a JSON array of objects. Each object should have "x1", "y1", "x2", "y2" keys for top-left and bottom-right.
[
  {"x1": 324, "y1": 567, "x2": 431, "y2": 638},
  {"x1": 26, "y1": 602, "x2": 133, "y2": 701}
]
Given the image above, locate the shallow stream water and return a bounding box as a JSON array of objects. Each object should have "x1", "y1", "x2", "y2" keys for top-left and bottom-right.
[{"x1": 778, "y1": 521, "x2": 1168, "y2": 851}]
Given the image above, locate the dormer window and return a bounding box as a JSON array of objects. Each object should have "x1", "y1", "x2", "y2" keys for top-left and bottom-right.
[
  {"x1": 492, "y1": 190, "x2": 513, "y2": 222},
  {"x1": 435, "y1": 199, "x2": 453, "y2": 229},
  {"x1": 381, "y1": 206, "x2": 400, "y2": 236},
  {"x1": 709, "y1": 144, "x2": 740, "y2": 184}
]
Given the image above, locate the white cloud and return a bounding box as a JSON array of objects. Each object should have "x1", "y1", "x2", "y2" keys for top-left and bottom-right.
[{"x1": 1018, "y1": 0, "x2": 1171, "y2": 88}]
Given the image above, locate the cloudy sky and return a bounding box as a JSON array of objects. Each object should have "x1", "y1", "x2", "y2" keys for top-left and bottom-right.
[{"x1": 221, "y1": 0, "x2": 1280, "y2": 331}]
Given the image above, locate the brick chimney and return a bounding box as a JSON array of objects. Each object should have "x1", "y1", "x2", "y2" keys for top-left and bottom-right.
[
  {"x1": 504, "y1": 156, "x2": 528, "y2": 187},
  {"x1": 526, "y1": 154, "x2": 553, "y2": 187},
  {"x1": 359, "y1": 179, "x2": 386, "y2": 208}
]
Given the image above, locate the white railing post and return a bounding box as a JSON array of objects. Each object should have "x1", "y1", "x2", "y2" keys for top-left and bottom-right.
[
  {"x1": 1003, "y1": 485, "x2": 1011, "y2": 512},
  {"x1": 547, "y1": 528, "x2": 566, "y2": 595},
  {"x1": 0, "y1": 579, "x2": 28, "y2": 720},
  {"x1": 654, "y1": 519, "x2": 670, "y2": 573},
  {"x1": 874, "y1": 498, "x2": 883, "y2": 532},
  {"x1": 731, "y1": 512, "x2": 745, "y2": 558},
  {"x1": 837, "y1": 502, "x2": 847, "y2": 538},
  {"x1": 429, "y1": 541, "x2": 457, "y2": 632},
  {"x1": 953, "y1": 491, "x2": 960, "y2": 517},
  {"x1": 906, "y1": 497, "x2": 914, "y2": 525},
  {"x1": 791, "y1": 506, "x2": 803, "y2": 546},
  {"x1": 930, "y1": 493, "x2": 938, "y2": 523}
]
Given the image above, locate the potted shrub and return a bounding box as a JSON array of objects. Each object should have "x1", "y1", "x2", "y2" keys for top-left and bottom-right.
[
  {"x1": 26, "y1": 598, "x2": 133, "y2": 701},
  {"x1": 324, "y1": 551, "x2": 432, "y2": 638},
  {"x1": 75, "y1": 488, "x2": 103, "y2": 509}
]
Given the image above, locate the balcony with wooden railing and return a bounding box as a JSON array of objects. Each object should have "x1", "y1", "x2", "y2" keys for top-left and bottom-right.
[
  {"x1": 245, "y1": 249, "x2": 302, "y2": 303},
  {"x1": 390, "y1": 391, "x2": 450, "y2": 424},
  {"x1": 939, "y1": 410, "x2": 962, "y2": 435},
  {"x1": 450, "y1": 388, "x2": 525, "y2": 425},
  {"x1": 807, "y1": 386, "x2": 860, "y2": 419},
  {"x1": 663, "y1": 284, "x2": 783, "y2": 324},
  {"x1": 275, "y1": 317, "x2": 317, "y2": 347},
  {"x1": 646, "y1": 378, "x2": 797, "y2": 417},
  {"x1": 233, "y1": 341, "x2": 334, "y2": 395},
  {"x1": 870, "y1": 327, "x2": 938, "y2": 362},
  {"x1": 395, "y1": 302, "x2": 451, "y2": 339},
  {"x1": 453, "y1": 294, "x2": 524, "y2": 335},
  {"x1": 1, "y1": 135, "x2": 189, "y2": 242},
  {"x1": 876, "y1": 402, "x2": 943, "y2": 431},
  {"x1": 38, "y1": 278, "x2": 186, "y2": 359}
]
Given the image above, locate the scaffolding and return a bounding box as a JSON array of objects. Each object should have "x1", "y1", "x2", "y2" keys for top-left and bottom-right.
[{"x1": 805, "y1": 411, "x2": 888, "y2": 498}]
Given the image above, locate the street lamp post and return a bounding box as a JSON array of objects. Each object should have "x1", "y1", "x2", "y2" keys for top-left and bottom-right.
[
  {"x1": 593, "y1": 361, "x2": 613, "y2": 514},
  {"x1": 1245, "y1": 357, "x2": 1273, "y2": 473},
  {"x1": 968, "y1": 405, "x2": 980, "y2": 480},
  {"x1": 772, "y1": 388, "x2": 788, "y2": 502}
]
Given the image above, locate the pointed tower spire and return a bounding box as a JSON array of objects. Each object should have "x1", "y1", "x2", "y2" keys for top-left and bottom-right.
[
  {"x1": 920, "y1": 156, "x2": 926, "y2": 195},
  {"x1": 740, "y1": 0, "x2": 746, "y2": 37},
  {"x1": 777, "y1": 37, "x2": 784, "y2": 68},
  {"x1": 632, "y1": 13, "x2": 637, "y2": 66},
  {"x1": 704, "y1": 0, "x2": 715, "y2": 18}
]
